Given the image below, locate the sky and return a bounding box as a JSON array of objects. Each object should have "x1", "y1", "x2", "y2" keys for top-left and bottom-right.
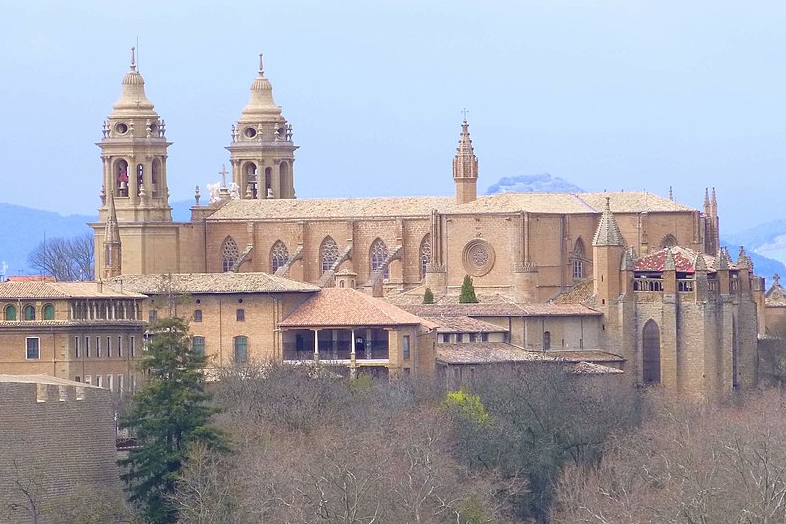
[{"x1": 0, "y1": 0, "x2": 784, "y2": 233}]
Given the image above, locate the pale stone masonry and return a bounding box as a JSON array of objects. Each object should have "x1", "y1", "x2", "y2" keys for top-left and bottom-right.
[
  {"x1": 0, "y1": 375, "x2": 122, "y2": 523},
  {"x1": 82, "y1": 50, "x2": 763, "y2": 398}
]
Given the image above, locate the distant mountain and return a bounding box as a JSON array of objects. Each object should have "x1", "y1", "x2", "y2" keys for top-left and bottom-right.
[
  {"x1": 486, "y1": 173, "x2": 584, "y2": 194},
  {"x1": 0, "y1": 203, "x2": 96, "y2": 279},
  {"x1": 0, "y1": 200, "x2": 195, "y2": 278}
]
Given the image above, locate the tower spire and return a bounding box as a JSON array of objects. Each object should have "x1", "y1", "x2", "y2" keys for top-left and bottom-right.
[
  {"x1": 453, "y1": 117, "x2": 478, "y2": 204},
  {"x1": 592, "y1": 197, "x2": 624, "y2": 246},
  {"x1": 102, "y1": 193, "x2": 122, "y2": 279}
]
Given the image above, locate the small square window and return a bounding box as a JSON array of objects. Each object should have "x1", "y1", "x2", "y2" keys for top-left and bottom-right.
[
  {"x1": 236, "y1": 309, "x2": 245, "y2": 322},
  {"x1": 26, "y1": 337, "x2": 40, "y2": 359},
  {"x1": 193, "y1": 309, "x2": 203, "y2": 322}
]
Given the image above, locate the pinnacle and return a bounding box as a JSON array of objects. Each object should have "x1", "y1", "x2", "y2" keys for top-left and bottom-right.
[{"x1": 592, "y1": 197, "x2": 624, "y2": 247}]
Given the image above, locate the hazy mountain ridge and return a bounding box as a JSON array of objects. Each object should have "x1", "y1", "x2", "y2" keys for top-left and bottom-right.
[{"x1": 486, "y1": 173, "x2": 585, "y2": 194}]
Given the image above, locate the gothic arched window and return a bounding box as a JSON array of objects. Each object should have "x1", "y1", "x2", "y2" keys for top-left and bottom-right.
[
  {"x1": 370, "y1": 238, "x2": 389, "y2": 280},
  {"x1": 222, "y1": 237, "x2": 240, "y2": 273},
  {"x1": 642, "y1": 319, "x2": 661, "y2": 385},
  {"x1": 270, "y1": 241, "x2": 289, "y2": 273},
  {"x1": 321, "y1": 237, "x2": 338, "y2": 274},
  {"x1": 420, "y1": 234, "x2": 431, "y2": 280},
  {"x1": 661, "y1": 234, "x2": 678, "y2": 249},
  {"x1": 572, "y1": 238, "x2": 586, "y2": 279}
]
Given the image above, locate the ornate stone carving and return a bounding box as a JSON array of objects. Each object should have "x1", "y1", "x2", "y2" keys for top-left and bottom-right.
[{"x1": 462, "y1": 238, "x2": 495, "y2": 277}]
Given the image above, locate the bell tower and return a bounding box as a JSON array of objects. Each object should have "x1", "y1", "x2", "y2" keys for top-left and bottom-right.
[
  {"x1": 226, "y1": 54, "x2": 298, "y2": 200},
  {"x1": 97, "y1": 47, "x2": 172, "y2": 223}
]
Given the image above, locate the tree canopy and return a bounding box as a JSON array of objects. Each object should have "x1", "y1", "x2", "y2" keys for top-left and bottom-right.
[{"x1": 119, "y1": 317, "x2": 226, "y2": 524}]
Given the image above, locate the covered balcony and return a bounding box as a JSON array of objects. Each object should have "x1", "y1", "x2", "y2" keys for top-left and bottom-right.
[{"x1": 282, "y1": 327, "x2": 390, "y2": 365}]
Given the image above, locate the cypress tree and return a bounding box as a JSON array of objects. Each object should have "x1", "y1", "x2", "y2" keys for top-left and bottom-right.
[
  {"x1": 459, "y1": 275, "x2": 479, "y2": 303},
  {"x1": 119, "y1": 317, "x2": 226, "y2": 524},
  {"x1": 423, "y1": 287, "x2": 435, "y2": 304}
]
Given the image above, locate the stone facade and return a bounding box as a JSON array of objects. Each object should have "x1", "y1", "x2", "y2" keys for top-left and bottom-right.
[
  {"x1": 0, "y1": 375, "x2": 122, "y2": 523},
  {"x1": 0, "y1": 282, "x2": 146, "y2": 390},
  {"x1": 87, "y1": 51, "x2": 762, "y2": 398}
]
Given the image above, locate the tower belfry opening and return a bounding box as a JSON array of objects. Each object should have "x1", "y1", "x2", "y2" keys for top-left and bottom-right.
[{"x1": 226, "y1": 54, "x2": 298, "y2": 200}]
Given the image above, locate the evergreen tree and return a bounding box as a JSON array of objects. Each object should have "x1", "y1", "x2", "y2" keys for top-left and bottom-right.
[
  {"x1": 119, "y1": 317, "x2": 226, "y2": 524},
  {"x1": 423, "y1": 287, "x2": 435, "y2": 304},
  {"x1": 459, "y1": 275, "x2": 479, "y2": 303}
]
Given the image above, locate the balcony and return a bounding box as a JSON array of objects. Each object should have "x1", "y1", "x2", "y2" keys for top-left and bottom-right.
[{"x1": 282, "y1": 328, "x2": 391, "y2": 365}]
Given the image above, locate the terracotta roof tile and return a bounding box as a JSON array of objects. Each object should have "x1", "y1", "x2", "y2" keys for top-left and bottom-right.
[
  {"x1": 106, "y1": 273, "x2": 320, "y2": 295},
  {"x1": 436, "y1": 343, "x2": 624, "y2": 366},
  {"x1": 280, "y1": 288, "x2": 438, "y2": 328},
  {"x1": 205, "y1": 191, "x2": 694, "y2": 221},
  {"x1": 421, "y1": 316, "x2": 508, "y2": 333},
  {"x1": 634, "y1": 246, "x2": 727, "y2": 273},
  {"x1": 552, "y1": 279, "x2": 595, "y2": 305},
  {"x1": 0, "y1": 281, "x2": 145, "y2": 299},
  {"x1": 402, "y1": 303, "x2": 601, "y2": 317}
]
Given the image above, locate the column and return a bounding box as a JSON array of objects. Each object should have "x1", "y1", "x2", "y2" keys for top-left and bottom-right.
[
  {"x1": 350, "y1": 328, "x2": 357, "y2": 378},
  {"x1": 272, "y1": 160, "x2": 282, "y2": 198},
  {"x1": 313, "y1": 328, "x2": 319, "y2": 362}
]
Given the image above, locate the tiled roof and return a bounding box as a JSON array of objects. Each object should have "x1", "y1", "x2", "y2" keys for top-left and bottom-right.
[
  {"x1": 634, "y1": 246, "x2": 726, "y2": 274},
  {"x1": 552, "y1": 279, "x2": 595, "y2": 305},
  {"x1": 436, "y1": 343, "x2": 624, "y2": 365},
  {"x1": 421, "y1": 316, "x2": 508, "y2": 333},
  {"x1": 565, "y1": 362, "x2": 625, "y2": 375},
  {"x1": 5, "y1": 276, "x2": 57, "y2": 282},
  {"x1": 106, "y1": 273, "x2": 320, "y2": 295},
  {"x1": 0, "y1": 281, "x2": 146, "y2": 300},
  {"x1": 205, "y1": 191, "x2": 694, "y2": 221},
  {"x1": 401, "y1": 303, "x2": 601, "y2": 317},
  {"x1": 280, "y1": 288, "x2": 439, "y2": 328}
]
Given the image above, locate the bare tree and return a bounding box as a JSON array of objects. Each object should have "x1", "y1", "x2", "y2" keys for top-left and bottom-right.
[
  {"x1": 553, "y1": 390, "x2": 786, "y2": 524},
  {"x1": 27, "y1": 232, "x2": 94, "y2": 281}
]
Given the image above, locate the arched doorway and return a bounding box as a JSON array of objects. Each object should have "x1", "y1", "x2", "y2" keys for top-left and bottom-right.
[{"x1": 642, "y1": 319, "x2": 661, "y2": 385}]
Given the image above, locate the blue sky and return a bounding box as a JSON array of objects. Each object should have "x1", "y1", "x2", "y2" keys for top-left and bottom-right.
[{"x1": 0, "y1": 0, "x2": 783, "y2": 233}]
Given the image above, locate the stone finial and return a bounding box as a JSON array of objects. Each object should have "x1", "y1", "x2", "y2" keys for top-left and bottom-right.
[
  {"x1": 669, "y1": 186, "x2": 673, "y2": 201},
  {"x1": 99, "y1": 185, "x2": 106, "y2": 205},
  {"x1": 258, "y1": 53, "x2": 264, "y2": 75},
  {"x1": 130, "y1": 46, "x2": 136, "y2": 72},
  {"x1": 219, "y1": 164, "x2": 228, "y2": 189},
  {"x1": 737, "y1": 246, "x2": 753, "y2": 270},
  {"x1": 711, "y1": 187, "x2": 717, "y2": 208},
  {"x1": 717, "y1": 247, "x2": 731, "y2": 270},
  {"x1": 775, "y1": 274, "x2": 781, "y2": 285},
  {"x1": 664, "y1": 248, "x2": 676, "y2": 271},
  {"x1": 704, "y1": 187, "x2": 710, "y2": 208},
  {"x1": 592, "y1": 197, "x2": 624, "y2": 247},
  {"x1": 145, "y1": 119, "x2": 152, "y2": 138},
  {"x1": 194, "y1": 185, "x2": 201, "y2": 205},
  {"x1": 620, "y1": 247, "x2": 636, "y2": 271},
  {"x1": 694, "y1": 252, "x2": 708, "y2": 272}
]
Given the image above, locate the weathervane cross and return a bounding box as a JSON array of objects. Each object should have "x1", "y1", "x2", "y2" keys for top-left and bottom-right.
[{"x1": 461, "y1": 108, "x2": 469, "y2": 121}]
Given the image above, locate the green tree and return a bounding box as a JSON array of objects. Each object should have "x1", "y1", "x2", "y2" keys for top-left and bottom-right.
[
  {"x1": 423, "y1": 287, "x2": 435, "y2": 304},
  {"x1": 459, "y1": 275, "x2": 478, "y2": 303},
  {"x1": 119, "y1": 317, "x2": 226, "y2": 524}
]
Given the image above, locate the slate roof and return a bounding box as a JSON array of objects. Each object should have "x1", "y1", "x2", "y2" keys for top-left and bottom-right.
[
  {"x1": 634, "y1": 246, "x2": 727, "y2": 274},
  {"x1": 402, "y1": 303, "x2": 601, "y2": 317},
  {"x1": 280, "y1": 288, "x2": 439, "y2": 328},
  {"x1": 0, "y1": 374, "x2": 101, "y2": 387},
  {"x1": 106, "y1": 273, "x2": 320, "y2": 295},
  {"x1": 206, "y1": 191, "x2": 694, "y2": 221},
  {"x1": 0, "y1": 281, "x2": 146, "y2": 300},
  {"x1": 421, "y1": 316, "x2": 508, "y2": 333}
]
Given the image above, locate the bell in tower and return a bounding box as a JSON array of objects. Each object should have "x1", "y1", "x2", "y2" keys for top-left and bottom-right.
[
  {"x1": 97, "y1": 47, "x2": 172, "y2": 223},
  {"x1": 226, "y1": 54, "x2": 298, "y2": 200}
]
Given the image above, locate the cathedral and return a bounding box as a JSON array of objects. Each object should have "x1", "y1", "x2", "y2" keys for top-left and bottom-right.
[{"x1": 89, "y1": 49, "x2": 763, "y2": 397}]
